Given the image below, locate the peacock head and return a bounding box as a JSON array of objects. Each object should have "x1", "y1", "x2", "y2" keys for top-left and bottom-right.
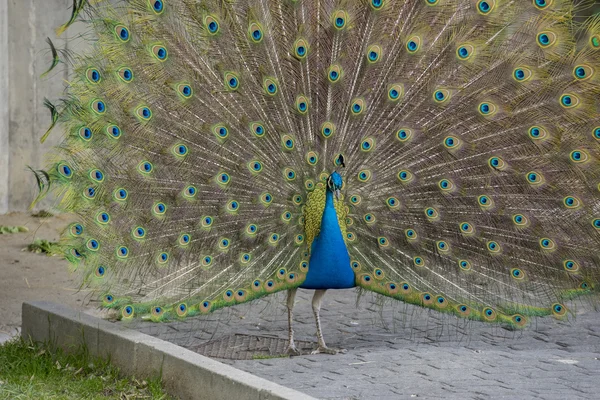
[{"x1": 327, "y1": 171, "x2": 343, "y2": 200}]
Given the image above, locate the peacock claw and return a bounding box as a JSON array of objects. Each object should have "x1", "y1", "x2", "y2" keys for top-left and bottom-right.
[
  {"x1": 286, "y1": 345, "x2": 302, "y2": 356},
  {"x1": 311, "y1": 346, "x2": 346, "y2": 355}
]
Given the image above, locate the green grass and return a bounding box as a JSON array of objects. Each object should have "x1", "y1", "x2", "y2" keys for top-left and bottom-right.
[
  {"x1": 0, "y1": 226, "x2": 29, "y2": 234},
  {"x1": 0, "y1": 338, "x2": 174, "y2": 400},
  {"x1": 26, "y1": 239, "x2": 60, "y2": 255}
]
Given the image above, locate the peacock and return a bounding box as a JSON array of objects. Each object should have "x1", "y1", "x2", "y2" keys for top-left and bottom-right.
[{"x1": 36, "y1": 0, "x2": 600, "y2": 356}]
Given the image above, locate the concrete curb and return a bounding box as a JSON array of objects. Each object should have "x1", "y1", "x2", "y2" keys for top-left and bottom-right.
[{"x1": 21, "y1": 301, "x2": 316, "y2": 400}]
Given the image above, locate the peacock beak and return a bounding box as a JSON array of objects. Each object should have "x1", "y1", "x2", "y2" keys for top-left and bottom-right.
[{"x1": 335, "y1": 189, "x2": 340, "y2": 200}]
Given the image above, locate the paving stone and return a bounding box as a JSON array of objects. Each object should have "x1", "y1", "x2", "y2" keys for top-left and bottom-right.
[{"x1": 127, "y1": 288, "x2": 600, "y2": 399}]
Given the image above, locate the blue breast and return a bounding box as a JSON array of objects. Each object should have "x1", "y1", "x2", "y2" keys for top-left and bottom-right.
[{"x1": 300, "y1": 190, "x2": 356, "y2": 290}]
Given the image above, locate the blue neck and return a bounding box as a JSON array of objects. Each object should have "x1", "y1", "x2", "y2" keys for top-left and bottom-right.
[{"x1": 300, "y1": 190, "x2": 355, "y2": 289}]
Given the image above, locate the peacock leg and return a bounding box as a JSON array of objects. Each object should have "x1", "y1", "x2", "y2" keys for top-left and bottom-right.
[
  {"x1": 286, "y1": 288, "x2": 301, "y2": 356},
  {"x1": 311, "y1": 289, "x2": 346, "y2": 355}
]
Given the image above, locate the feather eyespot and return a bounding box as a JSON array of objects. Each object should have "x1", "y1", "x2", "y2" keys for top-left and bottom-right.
[
  {"x1": 328, "y1": 65, "x2": 342, "y2": 83},
  {"x1": 478, "y1": 195, "x2": 494, "y2": 209},
  {"x1": 456, "y1": 44, "x2": 474, "y2": 60},
  {"x1": 241, "y1": 253, "x2": 251, "y2": 264},
  {"x1": 306, "y1": 152, "x2": 318, "y2": 166},
  {"x1": 360, "y1": 138, "x2": 376, "y2": 153},
  {"x1": 425, "y1": 207, "x2": 439, "y2": 220},
  {"x1": 86, "y1": 239, "x2": 100, "y2": 251},
  {"x1": 115, "y1": 26, "x2": 130, "y2": 42},
  {"x1": 387, "y1": 84, "x2": 403, "y2": 101},
  {"x1": 482, "y1": 307, "x2": 496, "y2": 321},
  {"x1": 478, "y1": 102, "x2": 497, "y2": 116},
  {"x1": 560, "y1": 94, "x2": 579, "y2": 109},
  {"x1": 366, "y1": 45, "x2": 382, "y2": 63},
  {"x1": 156, "y1": 252, "x2": 169, "y2": 264},
  {"x1": 95, "y1": 266, "x2": 106, "y2": 278},
  {"x1": 458, "y1": 260, "x2": 471, "y2": 271},
  {"x1": 321, "y1": 122, "x2": 335, "y2": 138},
  {"x1": 149, "y1": 0, "x2": 164, "y2": 14},
  {"x1": 438, "y1": 179, "x2": 455, "y2": 192},
  {"x1": 135, "y1": 106, "x2": 152, "y2": 121},
  {"x1": 405, "y1": 229, "x2": 417, "y2": 240},
  {"x1": 69, "y1": 223, "x2": 83, "y2": 237},
  {"x1": 250, "y1": 122, "x2": 265, "y2": 138},
  {"x1": 122, "y1": 305, "x2": 134, "y2": 319},
  {"x1": 96, "y1": 212, "x2": 110, "y2": 225},
  {"x1": 459, "y1": 222, "x2": 474, "y2": 235},
  {"x1": 293, "y1": 38, "x2": 309, "y2": 60},
  {"x1": 357, "y1": 169, "x2": 372, "y2": 182},
  {"x1": 260, "y1": 192, "x2": 273, "y2": 206},
  {"x1": 528, "y1": 126, "x2": 548, "y2": 141},
  {"x1": 551, "y1": 303, "x2": 567, "y2": 318},
  {"x1": 591, "y1": 35, "x2": 600, "y2": 49},
  {"x1": 263, "y1": 77, "x2": 278, "y2": 95},
  {"x1": 91, "y1": 99, "x2": 106, "y2": 114},
  {"x1": 117, "y1": 67, "x2": 133, "y2": 83},
  {"x1": 179, "y1": 233, "x2": 191, "y2": 246},
  {"x1": 114, "y1": 188, "x2": 128, "y2": 201},
  {"x1": 216, "y1": 172, "x2": 231, "y2": 187},
  {"x1": 512, "y1": 214, "x2": 529, "y2": 226},
  {"x1": 443, "y1": 135, "x2": 461, "y2": 150},
  {"x1": 226, "y1": 200, "x2": 239, "y2": 213},
  {"x1": 406, "y1": 36, "x2": 421, "y2": 53},
  {"x1": 350, "y1": 98, "x2": 366, "y2": 115},
  {"x1": 295, "y1": 95, "x2": 309, "y2": 114},
  {"x1": 513, "y1": 67, "x2": 532, "y2": 82},
  {"x1": 83, "y1": 187, "x2": 97, "y2": 200},
  {"x1": 269, "y1": 233, "x2": 280, "y2": 245},
  {"x1": 86, "y1": 68, "x2": 101, "y2": 84},
  {"x1": 116, "y1": 246, "x2": 129, "y2": 259},
  {"x1": 511, "y1": 268, "x2": 525, "y2": 280},
  {"x1": 106, "y1": 125, "x2": 121, "y2": 139},
  {"x1": 281, "y1": 211, "x2": 292, "y2": 222},
  {"x1": 224, "y1": 72, "x2": 239, "y2": 91},
  {"x1": 488, "y1": 156, "x2": 507, "y2": 170},
  {"x1": 151, "y1": 45, "x2": 168, "y2": 61},
  {"x1": 172, "y1": 144, "x2": 189, "y2": 158},
  {"x1": 281, "y1": 134, "x2": 295, "y2": 150},
  {"x1": 58, "y1": 163, "x2": 73, "y2": 178},
  {"x1": 487, "y1": 240, "x2": 500, "y2": 253},
  {"x1": 201, "y1": 256, "x2": 213, "y2": 268},
  {"x1": 396, "y1": 128, "x2": 413, "y2": 142},
  {"x1": 413, "y1": 256, "x2": 424, "y2": 267},
  {"x1": 363, "y1": 213, "x2": 376, "y2": 224},
  {"x1": 477, "y1": 0, "x2": 495, "y2": 14},
  {"x1": 248, "y1": 22, "x2": 263, "y2": 43},
  {"x1": 387, "y1": 197, "x2": 400, "y2": 209},
  {"x1": 370, "y1": 0, "x2": 383, "y2": 9},
  {"x1": 537, "y1": 31, "x2": 557, "y2": 48},
  {"x1": 332, "y1": 10, "x2": 348, "y2": 29},
  {"x1": 526, "y1": 171, "x2": 545, "y2": 186},
  {"x1": 397, "y1": 170, "x2": 414, "y2": 183},
  {"x1": 436, "y1": 240, "x2": 449, "y2": 252},
  {"x1": 204, "y1": 16, "x2": 219, "y2": 35},
  {"x1": 433, "y1": 89, "x2": 450, "y2": 103},
  {"x1": 177, "y1": 84, "x2": 193, "y2": 99},
  {"x1": 570, "y1": 149, "x2": 589, "y2": 164},
  {"x1": 573, "y1": 65, "x2": 593, "y2": 80}
]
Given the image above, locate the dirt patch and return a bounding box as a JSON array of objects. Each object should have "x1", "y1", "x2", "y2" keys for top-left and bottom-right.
[{"x1": 0, "y1": 212, "x2": 93, "y2": 337}]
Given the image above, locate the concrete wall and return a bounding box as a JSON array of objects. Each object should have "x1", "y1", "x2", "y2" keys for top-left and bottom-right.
[{"x1": 0, "y1": 0, "x2": 71, "y2": 213}]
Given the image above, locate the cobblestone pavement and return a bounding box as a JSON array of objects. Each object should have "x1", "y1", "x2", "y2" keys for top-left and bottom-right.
[{"x1": 130, "y1": 288, "x2": 600, "y2": 400}]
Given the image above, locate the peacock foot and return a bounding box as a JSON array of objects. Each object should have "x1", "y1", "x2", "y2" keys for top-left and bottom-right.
[
  {"x1": 311, "y1": 346, "x2": 347, "y2": 355},
  {"x1": 286, "y1": 344, "x2": 302, "y2": 356}
]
